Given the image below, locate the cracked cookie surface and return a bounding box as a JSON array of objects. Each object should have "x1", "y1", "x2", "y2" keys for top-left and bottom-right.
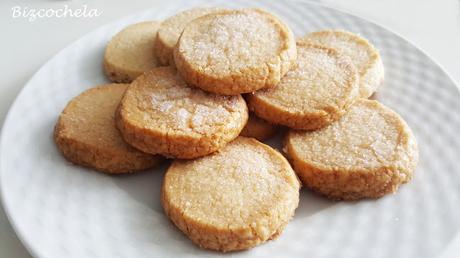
[
  {"x1": 104, "y1": 22, "x2": 160, "y2": 83},
  {"x1": 162, "y1": 137, "x2": 300, "y2": 252},
  {"x1": 116, "y1": 67, "x2": 248, "y2": 159},
  {"x1": 302, "y1": 29, "x2": 384, "y2": 98},
  {"x1": 284, "y1": 99, "x2": 419, "y2": 200},
  {"x1": 247, "y1": 42, "x2": 359, "y2": 130},
  {"x1": 174, "y1": 9, "x2": 297, "y2": 95},
  {"x1": 54, "y1": 84, "x2": 163, "y2": 173}
]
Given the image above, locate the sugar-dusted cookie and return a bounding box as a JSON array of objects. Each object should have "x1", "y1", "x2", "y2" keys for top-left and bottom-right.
[
  {"x1": 116, "y1": 67, "x2": 248, "y2": 159},
  {"x1": 247, "y1": 42, "x2": 359, "y2": 130},
  {"x1": 240, "y1": 113, "x2": 278, "y2": 141},
  {"x1": 104, "y1": 21, "x2": 160, "y2": 83},
  {"x1": 174, "y1": 9, "x2": 297, "y2": 95},
  {"x1": 302, "y1": 30, "x2": 384, "y2": 98},
  {"x1": 54, "y1": 84, "x2": 163, "y2": 173},
  {"x1": 154, "y1": 7, "x2": 225, "y2": 66},
  {"x1": 284, "y1": 99, "x2": 418, "y2": 200},
  {"x1": 162, "y1": 137, "x2": 300, "y2": 252}
]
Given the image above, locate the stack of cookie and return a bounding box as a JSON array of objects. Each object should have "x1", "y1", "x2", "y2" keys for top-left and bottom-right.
[{"x1": 54, "y1": 7, "x2": 419, "y2": 252}]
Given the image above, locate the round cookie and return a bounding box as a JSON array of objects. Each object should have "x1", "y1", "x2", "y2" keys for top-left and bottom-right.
[
  {"x1": 162, "y1": 137, "x2": 300, "y2": 252},
  {"x1": 174, "y1": 9, "x2": 297, "y2": 95},
  {"x1": 247, "y1": 42, "x2": 359, "y2": 130},
  {"x1": 104, "y1": 21, "x2": 160, "y2": 83},
  {"x1": 154, "y1": 7, "x2": 225, "y2": 66},
  {"x1": 240, "y1": 113, "x2": 278, "y2": 141},
  {"x1": 302, "y1": 30, "x2": 384, "y2": 98},
  {"x1": 116, "y1": 67, "x2": 248, "y2": 159},
  {"x1": 284, "y1": 99, "x2": 419, "y2": 200},
  {"x1": 54, "y1": 84, "x2": 163, "y2": 174}
]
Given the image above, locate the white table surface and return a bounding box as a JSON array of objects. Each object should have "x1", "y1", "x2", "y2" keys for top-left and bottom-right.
[{"x1": 0, "y1": 0, "x2": 459, "y2": 257}]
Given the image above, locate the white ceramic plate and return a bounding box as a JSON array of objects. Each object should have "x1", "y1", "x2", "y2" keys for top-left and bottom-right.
[{"x1": 2, "y1": 0, "x2": 460, "y2": 257}]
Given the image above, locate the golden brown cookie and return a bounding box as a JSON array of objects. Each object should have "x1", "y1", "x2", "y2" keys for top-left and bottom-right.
[
  {"x1": 54, "y1": 84, "x2": 163, "y2": 173},
  {"x1": 284, "y1": 99, "x2": 419, "y2": 200},
  {"x1": 302, "y1": 30, "x2": 384, "y2": 98},
  {"x1": 154, "y1": 7, "x2": 225, "y2": 66},
  {"x1": 240, "y1": 113, "x2": 278, "y2": 141},
  {"x1": 247, "y1": 42, "x2": 359, "y2": 130},
  {"x1": 174, "y1": 9, "x2": 297, "y2": 95},
  {"x1": 104, "y1": 21, "x2": 160, "y2": 83},
  {"x1": 116, "y1": 67, "x2": 248, "y2": 159},
  {"x1": 162, "y1": 137, "x2": 300, "y2": 252}
]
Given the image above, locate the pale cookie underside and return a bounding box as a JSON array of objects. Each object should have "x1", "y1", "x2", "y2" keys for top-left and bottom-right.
[
  {"x1": 162, "y1": 137, "x2": 300, "y2": 251},
  {"x1": 54, "y1": 84, "x2": 162, "y2": 173},
  {"x1": 104, "y1": 22, "x2": 160, "y2": 83},
  {"x1": 302, "y1": 29, "x2": 384, "y2": 98},
  {"x1": 248, "y1": 43, "x2": 359, "y2": 130}
]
